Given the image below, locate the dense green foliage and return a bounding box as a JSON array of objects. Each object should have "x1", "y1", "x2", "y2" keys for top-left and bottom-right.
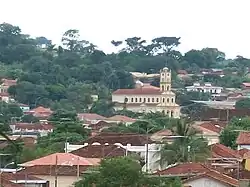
[
  {"x1": 75, "y1": 157, "x2": 182, "y2": 187},
  {"x1": 220, "y1": 117, "x2": 250, "y2": 149},
  {"x1": 235, "y1": 98, "x2": 250, "y2": 109},
  {"x1": 0, "y1": 22, "x2": 249, "y2": 115}
]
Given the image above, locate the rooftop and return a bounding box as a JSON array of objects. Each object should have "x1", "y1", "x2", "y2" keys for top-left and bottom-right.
[
  {"x1": 83, "y1": 132, "x2": 153, "y2": 146},
  {"x1": 106, "y1": 115, "x2": 136, "y2": 123},
  {"x1": 21, "y1": 153, "x2": 100, "y2": 167},
  {"x1": 14, "y1": 123, "x2": 54, "y2": 131},
  {"x1": 113, "y1": 87, "x2": 162, "y2": 95},
  {"x1": 71, "y1": 144, "x2": 127, "y2": 158},
  {"x1": 209, "y1": 143, "x2": 241, "y2": 159},
  {"x1": 236, "y1": 132, "x2": 250, "y2": 145},
  {"x1": 183, "y1": 169, "x2": 238, "y2": 187},
  {"x1": 77, "y1": 113, "x2": 106, "y2": 121}
]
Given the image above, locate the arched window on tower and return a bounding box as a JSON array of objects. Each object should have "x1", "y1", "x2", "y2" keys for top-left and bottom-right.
[
  {"x1": 167, "y1": 98, "x2": 169, "y2": 103},
  {"x1": 167, "y1": 86, "x2": 170, "y2": 91},
  {"x1": 171, "y1": 98, "x2": 174, "y2": 103},
  {"x1": 163, "y1": 98, "x2": 165, "y2": 103},
  {"x1": 162, "y1": 85, "x2": 164, "y2": 91}
]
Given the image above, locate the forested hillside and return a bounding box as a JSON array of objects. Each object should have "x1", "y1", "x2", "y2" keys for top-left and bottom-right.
[{"x1": 1, "y1": 22, "x2": 250, "y2": 114}]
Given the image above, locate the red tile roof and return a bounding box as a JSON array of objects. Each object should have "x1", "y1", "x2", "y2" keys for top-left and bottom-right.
[
  {"x1": 77, "y1": 113, "x2": 106, "y2": 121},
  {"x1": 71, "y1": 144, "x2": 127, "y2": 158},
  {"x1": 236, "y1": 132, "x2": 250, "y2": 145},
  {"x1": 239, "y1": 148, "x2": 250, "y2": 158},
  {"x1": 242, "y1": 83, "x2": 250, "y2": 87},
  {"x1": 1, "y1": 78, "x2": 17, "y2": 87},
  {"x1": 155, "y1": 163, "x2": 210, "y2": 176},
  {"x1": 18, "y1": 165, "x2": 90, "y2": 176},
  {"x1": 21, "y1": 153, "x2": 100, "y2": 167},
  {"x1": 113, "y1": 87, "x2": 162, "y2": 95},
  {"x1": 14, "y1": 123, "x2": 54, "y2": 131},
  {"x1": 210, "y1": 143, "x2": 241, "y2": 159},
  {"x1": 107, "y1": 115, "x2": 136, "y2": 123},
  {"x1": 83, "y1": 132, "x2": 153, "y2": 146},
  {"x1": 183, "y1": 170, "x2": 239, "y2": 187},
  {"x1": 177, "y1": 70, "x2": 188, "y2": 75},
  {"x1": 198, "y1": 122, "x2": 224, "y2": 134}
]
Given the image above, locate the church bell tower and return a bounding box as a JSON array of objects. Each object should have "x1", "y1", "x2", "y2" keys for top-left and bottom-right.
[{"x1": 160, "y1": 67, "x2": 171, "y2": 92}]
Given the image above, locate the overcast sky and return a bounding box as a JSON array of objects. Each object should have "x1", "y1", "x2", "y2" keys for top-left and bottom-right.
[{"x1": 0, "y1": 0, "x2": 249, "y2": 58}]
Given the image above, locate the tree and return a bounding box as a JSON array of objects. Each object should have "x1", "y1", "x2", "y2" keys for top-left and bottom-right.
[
  {"x1": 158, "y1": 119, "x2": 209, "y2": 167},
  {"x1": 235, "y1": 98, "x2": 250, "y2": 109},
  {"x1": 75, "y1": 157, "x2": 182, "y2": 187}
]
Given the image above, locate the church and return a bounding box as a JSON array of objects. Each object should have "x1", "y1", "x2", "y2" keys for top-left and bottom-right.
[{"x1": 112, "y1": 67, "x2": 180, "y2": 118}]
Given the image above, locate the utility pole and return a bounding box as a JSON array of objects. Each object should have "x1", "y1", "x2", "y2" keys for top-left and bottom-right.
[
  {"x1": 145, "y1": 126, "x2": 149, "y2": 173},
  {"x1": 54, "y1": 155, "x2": 58, "y2": 187},
  {"x1": 77, "y1": 157, "x2": 80, "y2": 179}
]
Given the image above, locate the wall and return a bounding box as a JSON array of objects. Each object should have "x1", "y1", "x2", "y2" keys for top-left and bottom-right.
[
  {"x1": 35, "y1": 175, "x2": 78, "y2": 187},
  {"x1": 184, "y1": 177, "x2": 230, "y2": 187}
]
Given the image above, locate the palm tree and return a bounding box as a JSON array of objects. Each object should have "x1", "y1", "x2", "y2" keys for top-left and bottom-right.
[{"x1": 157, "y1": 119, "x2": 209, "y2": 169}]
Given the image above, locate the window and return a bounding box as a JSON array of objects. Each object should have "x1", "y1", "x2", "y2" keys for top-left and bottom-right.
[
  {"x1": 152, "y1": 98, "x2": 154, "y2": 102},
  {"x1": 124, "y1": 97, "x2": 128, "y2": 103},
  {"x1": 139, "y1": 98, "x2": 142, "y2": 102},
  {"x1": 148, "y1": 98, "x2": 150, "y2": 102},
  {"x1": 156, "y1": 98, "x2": 159, "y2": 102},
  {"x1": 167, "y1": 86, "x2": 169, "y2": 91},
  {"x1": 171, "y1": 111, "x2": 174, "y2": 117},
  {"x1": 167, "y1": 98, "x2": 169, "y2": 103},
  {"x1": 171, "y1": 98, "x2": 174, "y2": 103},
  {"x1": 143, "y1": 98, "x2": 146, "y2": 103},
  {"x1": 161, "y1": 85, "x2": 164, "y2": 90},
  {"x1": 135, "y1": 98, "x2": 138, "y2": 102},
  {"x1": 131, "y1": 98, "x2": 134, "y2": 102},
  {"x1": 163, "y1": 98, "x2": 165, "y2": 103}
]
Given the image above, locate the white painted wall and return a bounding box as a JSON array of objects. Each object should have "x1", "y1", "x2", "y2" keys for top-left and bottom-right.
[{"x1": 184, "y1": 177, "x2": 231, "y2": 187}]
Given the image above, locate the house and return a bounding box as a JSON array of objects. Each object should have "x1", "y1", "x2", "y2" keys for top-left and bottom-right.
[
  {"x1": 242, "y1": 83, "x2": 250, "y2": 90},
  {"x1": 25, "y1": 106, "x2": 53, "y2": 118},
  {"x1": 10, "y1": 122, "x2": 54, "y2": 137},
  {"x1": 71, "y1": 144, "x2": 128, "y2": 158},
  {"x1": 236, "y1": 131, "x2": 250, "y2": 150},
  {"x1": 77, "y1": 113, "x2": 106, "y2": 124},
  {"x1": 112, "y1": 67, "x2": 180, "y2": 118},
  {"x1": 0, "y1": 92, "x2": 11, "y2": 103},
  {"x1": 186, "y1": 82, "x2": 223, "y2": 94},
  {"x1": 0, "y1": 78, "x2": 17, "y2": 93},
  {"x1": 194, "y1": 121, "x2": 225, "y2": 145},
  {"x1": 208, "y1": 143, "x2": 242, "y2": 170},
  {"x1": 183, "y1": 170, "x2": 239, "y2": 187},
  {"x1": 17, "y1": 103, "x2": 30, "y2": 112},
  {"x1": 154, "y1": 162, "x2": 239, "y2": 187},
  {"x1": 65, "y1": 132, "x2": 160, "y2": 173},
  {"x1": 0, "y1": 172, "x2": 49, "y2": 187},
  {"x1": 18, "y1": 153, "x2": 100, "y2": 187},
  {"x1": 105, "y1": 115, "x2": 136, "y2": 125},
  {"x1": 89, "y1": 120, "x2": 114, "y2": 134}
]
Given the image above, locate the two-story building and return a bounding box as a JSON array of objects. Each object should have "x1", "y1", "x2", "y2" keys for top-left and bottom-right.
[
  {"x1": 112, "y1": 67, "x2": 180, "y2": 118},
  {"x1": 186, "y1": 82, "x2": 223, "y2": 94}
]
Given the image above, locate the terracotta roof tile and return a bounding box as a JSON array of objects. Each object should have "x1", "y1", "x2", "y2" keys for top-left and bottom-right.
[
  {"x1": 236, "y1": 132, "x2": 250, "y2": 145},
  {"x1": 71, "y1": 144, "x2": 127, "y2": 158},
  {"x1": 183, "y1": 170, "x2": 239, "y2": 187},
  {"x1": 21, "y1": 153, "x2": 100, "y2": 167},
  {"x1": 155, "y1": 163, "x2": 210, "y2": 176},
  {"x1": 30, "y1": 106, "x2": 52, "y2": 113},
  {"x1": 242, "y1": 83, "x2": 250, "y2": 87},
  {"x1": 18, "y1": 165, "x2": 90, "y2": 176},
  {"x1": 198, "y1": 122, "x2": 224, "y2": 134},
  {"x1": 210, "y1": 143, "x2": 241, "y2": 159},
  {"x1": 83, "y1": 132, "x2": 153, "y2": 146},
  {"x1": 107, "y1": 115, "x2": 136, "y2": 123},
  {"x1": 14, "y1": 123, "x2": 54, "y2": 131},
  {"x1": 77, "y1": 113, "x2": 106, "y2": 121},
  {"x1": 239, "y1": 148, "x2": 250, "y2": 158},
  {"x1": 1, "y1": 79, "x2": 17, "y2": 86},
  {"x1": 113, "y1": 87, "x2": 162, "y2": 95}
]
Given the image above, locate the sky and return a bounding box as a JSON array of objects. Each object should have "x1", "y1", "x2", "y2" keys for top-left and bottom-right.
[{"x1": 0, "y1": 0, "x2": 249, "y2": 58}]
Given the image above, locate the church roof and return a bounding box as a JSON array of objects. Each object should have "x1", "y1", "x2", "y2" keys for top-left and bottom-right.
[{"x1": 113, "y1": 87, "x2": 161, "y2": 95}]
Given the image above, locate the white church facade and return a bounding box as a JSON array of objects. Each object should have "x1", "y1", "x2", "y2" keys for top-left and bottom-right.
[{"x1": 112, "y1": 67, "x2": 180, "y2": 118}]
